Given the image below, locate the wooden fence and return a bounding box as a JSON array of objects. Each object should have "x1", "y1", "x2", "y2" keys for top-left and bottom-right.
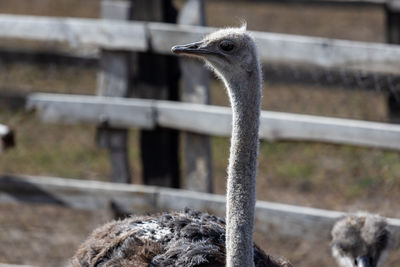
[
  {"x1": 3, "y1": 5, "x2": 400, "y2": 187},
  {"x1": 2, "y1": 0, "x2": 400, "y2": 250},
  {"x1": 3, "y1": 14, "x2": 400, "y2": 74},
  {"x1": 27, "y1": 93, "x2": 400, "y2": 151},
  {"x1": 1, "y1": 174, "x2": 400, "y2": 248}
]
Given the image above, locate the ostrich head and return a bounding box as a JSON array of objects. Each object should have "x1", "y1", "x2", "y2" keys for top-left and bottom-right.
[
  {"x1": 171, "y1": 25, "x2": 261, "y2": 100},
  {"x1": 331, "y1": 213, "x2": 390, "y2": 267}
]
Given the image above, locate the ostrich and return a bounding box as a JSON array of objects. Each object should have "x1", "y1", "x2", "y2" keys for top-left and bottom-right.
[
  {"x1": 331, "y1": 213, "x2": 390, "y2": 267},
  {"x1": 70, "y1": 26, "x2": 291, "y2": 267}
]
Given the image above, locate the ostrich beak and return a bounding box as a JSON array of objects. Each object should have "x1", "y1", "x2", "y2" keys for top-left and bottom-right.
[
  {"x1": 171, "y1": 41, "x2": 214, "y2": 56},
  {"x1": 356, "y1": 256, "x2": 373, "y2": 267}
]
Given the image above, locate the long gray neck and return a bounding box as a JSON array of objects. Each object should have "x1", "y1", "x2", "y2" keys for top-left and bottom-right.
[{"x1": 225, "y1": 67, "x2": 261, "y2": 267}]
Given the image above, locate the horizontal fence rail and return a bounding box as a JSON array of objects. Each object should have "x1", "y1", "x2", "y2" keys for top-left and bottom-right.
[
  {"x1": 0, "y1": 174, "x2": 399, "y2": 247},
  {"x1": 0, "y1": 264, "x2": 33, "y2": 267},
  {"x1": 226, "y1": 0, "x2": 387, "y2": 5},
  {"x1": 28, "y1": 93, "x2": 400, "y2": 151},
  {"x1": 151, "y1": 22, "x2": 400, "y2": 74},
  {"x1": 241, "y1": 0, "x2": 400, "y2": 9},
  {"x1": 0, "y1": 15, "x2": 147, "y2": 55},
  {"x1": 27, "y1": 94, "x2": 155, "y2": 129},
  {"x1": 2, "y1": 15, "x2": 400, "y2": 74}
]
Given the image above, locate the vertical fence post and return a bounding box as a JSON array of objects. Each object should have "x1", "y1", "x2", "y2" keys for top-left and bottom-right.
[
  {"x1": 178, "y1": 0, "x2": 213, "y2": 193},
  {"x1": 96, "y1": 0, "x2": 132, "y2": 183},
  {"x1": 130, "y1": 0, "x2": 180, "y2": 188},
  {"x1": 385, "y1": 2, "x2": 400, "y2": 122}
]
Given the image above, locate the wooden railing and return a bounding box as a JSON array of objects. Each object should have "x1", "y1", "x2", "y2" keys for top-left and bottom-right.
[
  {"x1": 1, "y1": 174, "x2": 400, "y2": 247},
  {"x1": 2, "y1": 14, "x2": 400, "y2": 74},
  {"x1": 3, "y1": 10, "x2": 400, "y2": 186},
  {"x1": 28, "y1": 93, "x2": 400, "y2": 151},
  {"x1": 2, "y1": 0, "x2": 400, "y2": 248}
]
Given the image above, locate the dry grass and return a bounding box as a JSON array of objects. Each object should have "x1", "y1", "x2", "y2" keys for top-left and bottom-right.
[
  {"x1": 0, "y1": 1, "x2": 400, "y2": 266},
  {"x1": 0, "y1": 63, "x2": 96, "y2": 94},
  {"x1": 0, "y1": 202, "x2": 109, "y2": 266}
]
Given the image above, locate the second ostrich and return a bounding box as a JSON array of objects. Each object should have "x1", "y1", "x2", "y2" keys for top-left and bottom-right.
[
  {"x1": 71, "y1": 26, "x2": 291, "y2": 267},
  {"x1": 331, "y1": 213, "x2": 390, "y2": 267}
]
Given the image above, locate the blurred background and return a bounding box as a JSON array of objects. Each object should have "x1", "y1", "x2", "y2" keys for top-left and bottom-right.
[{"x1": 1, "y1": 0, "x2": 400, "y2": 266}]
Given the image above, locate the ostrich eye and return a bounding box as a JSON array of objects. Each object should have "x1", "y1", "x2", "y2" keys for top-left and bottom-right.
[{"x1": 219, "y1": 40, "x2": 235, "y2": 52}]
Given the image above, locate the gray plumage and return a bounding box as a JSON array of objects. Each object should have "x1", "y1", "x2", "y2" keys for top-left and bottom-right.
[
  {"x1": 71, "y1": 27, "x2": 292, "y2": 267},
  {"x1": 331, "y1": 213, "x2": 390, "y2": 267}
]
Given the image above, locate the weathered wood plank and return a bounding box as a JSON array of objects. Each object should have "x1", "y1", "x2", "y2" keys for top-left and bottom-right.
[
  {"x1": 2, "y1": 15, "x2": 400, "y2": 74},
  {"x1": 178, "y1": 0, "x2": 213, "y2": 193},
  {"x1": 157, "y1": 99, "x2": 400, "y2": 150},
  {"x1": 258, "y1": 111, "x2": 400, "y2": 149},
  {"x1": 27, "y1": 93, "x2": 400, "y2": 151},
  {"x1": 26, "y1": 93, "x2": 155, "y2": 129},
  {"x1": 101, "y1": 0, "x2": 131, "y2": 19},
  {"x1": 227, "y1": 0, "x2": 386, "y2": 4},
  {"x1": 130, "y1": 0, "x2": 181, "y2": 188},
  {"x1": 147, "y1": 22, "x2": 210, "y2": 54},
  {"x1": 0, "y1": 124, "x2": 14, "y2": 152},
  {"x1": 0, "y1": 174, "x2": 399, "y2": 246},
  {"x1": 385, "y1": 5, "x2": 400, "y2": 122},
  {"x1": 148, "y1": 22, "x2": 400, "y2": 74},
  {"x1": 231, "y1": 0, "x2": 386, "y2": 5},
  {"x1": 252, "y1": 31, "x2": 400, "y2": 74},
  {"x1": 156, "y1": 100, "x2": 232, "y2": 136},
  {"x1": 0, "y1": 174, "x2": 157, "y2": 213},
  {"x1": 96, "y1": 0, "x2": 133, "y2": 183},
  {"x1": 0, "y1": 14, "x2": 146, "y2": 53},
  {"x1": 0, "y1": 264, "x2": 34, "y2": 267}
]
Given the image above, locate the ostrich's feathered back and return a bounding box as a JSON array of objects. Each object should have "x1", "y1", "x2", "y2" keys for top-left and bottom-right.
[{"x1": 71, "y1": 209, "x2": 291, "y2": 267}]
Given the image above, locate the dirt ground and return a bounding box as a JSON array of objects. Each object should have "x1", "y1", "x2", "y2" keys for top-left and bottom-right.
[{"x1": 1, "y1": 1, "x2": 400, "y2": 266}]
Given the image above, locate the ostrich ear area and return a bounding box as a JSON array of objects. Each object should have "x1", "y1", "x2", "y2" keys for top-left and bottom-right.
[{"x1": 240, "y1": 53, "x2": 255, "y2": 73}]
